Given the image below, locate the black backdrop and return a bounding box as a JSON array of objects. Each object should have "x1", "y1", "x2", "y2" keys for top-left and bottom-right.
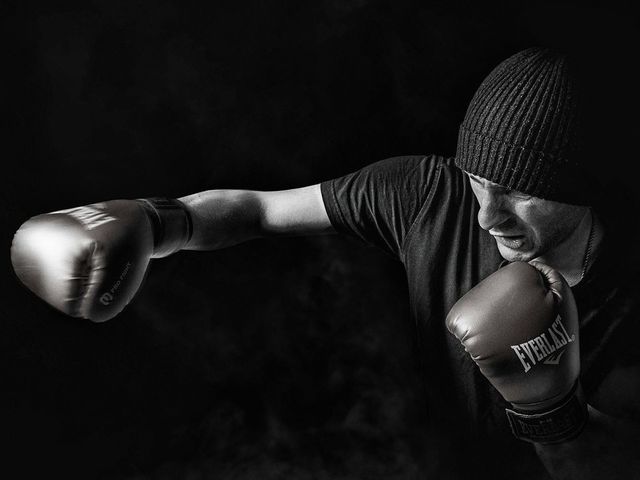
[{"x1": 3, "y1": 1, "x2": 638, "y2": 478}]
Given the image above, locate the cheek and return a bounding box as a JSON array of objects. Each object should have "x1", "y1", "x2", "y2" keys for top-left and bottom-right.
[
  {"x1": 513, "y1": 204, "x2": 549, "y2": 240},
  {"x1": 515, "y1": 203, "x2": 568, "y2": 246}
]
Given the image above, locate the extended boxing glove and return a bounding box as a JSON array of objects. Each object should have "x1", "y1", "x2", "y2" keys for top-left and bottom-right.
[
  {"x1": 446, "y1": 261, "x2": 587, "y2": 444},
  {"x1": 11, "y1": 198, "x2": 192, "y2": 323}
]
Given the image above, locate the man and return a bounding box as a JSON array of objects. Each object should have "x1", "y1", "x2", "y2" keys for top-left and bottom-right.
[{"x1": 11, "y1": 48, "x2": 640, "y2": 478}]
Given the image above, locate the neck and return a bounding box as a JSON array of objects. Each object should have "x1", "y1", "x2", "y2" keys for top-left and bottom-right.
[{"x1": 534, "y1": 209, "x2": 604, "y2": 287}]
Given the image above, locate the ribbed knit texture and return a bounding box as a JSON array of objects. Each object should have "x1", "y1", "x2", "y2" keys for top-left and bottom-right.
[{"x1": 455, "y1": 47, "x2": 589, "y2": 205}]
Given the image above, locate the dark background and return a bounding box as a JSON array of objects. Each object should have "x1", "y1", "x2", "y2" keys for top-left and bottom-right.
[{"x1": 2, "y1": 1, "x2": 638, "y2": 478}]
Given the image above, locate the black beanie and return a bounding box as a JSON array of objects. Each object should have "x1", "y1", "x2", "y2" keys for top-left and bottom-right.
[{"x1": 455, "y1": 47, "x2": 593, "y2": 205}]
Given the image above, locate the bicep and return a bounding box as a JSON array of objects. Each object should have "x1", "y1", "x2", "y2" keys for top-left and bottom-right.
[{"x1": 256, "y1": 184, "x2": 336, "y2": 236}]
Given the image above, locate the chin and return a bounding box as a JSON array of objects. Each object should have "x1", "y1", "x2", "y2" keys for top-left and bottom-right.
[{"x1": 496, "y1": 244, "x2": 535, "y2": 263}]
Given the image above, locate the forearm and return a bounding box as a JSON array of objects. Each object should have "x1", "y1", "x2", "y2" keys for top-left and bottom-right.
[
  {"x1": 536, "y1": 406, "x2": 640, "y2": 479},
  {"x1": 178, "y1": 190, "x2": 264, "y2": 250}
]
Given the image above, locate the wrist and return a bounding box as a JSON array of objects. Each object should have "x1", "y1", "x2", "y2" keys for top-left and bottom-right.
[
  {"x1": 137, "y1": 198, "x2": 193, "y2": 258},
  {"x1": 506, "y1": 381, "x2": 589, "y2": 445}
]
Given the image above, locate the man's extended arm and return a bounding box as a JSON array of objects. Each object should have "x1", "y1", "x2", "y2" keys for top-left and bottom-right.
[{"x1": 10, "y1": 184, "x2": 335, "y2": 321}]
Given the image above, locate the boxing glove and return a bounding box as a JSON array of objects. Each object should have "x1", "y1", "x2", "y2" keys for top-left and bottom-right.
[
  {"x1": 446, "y1": 261, "x2": 587, "y2": 444},
  {"x1": 11, "y1": 198, "x2": 192, "y2": 323}
]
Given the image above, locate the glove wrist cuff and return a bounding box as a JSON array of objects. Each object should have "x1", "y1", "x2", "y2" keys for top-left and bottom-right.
[
  {"x1": 137, "y1": 198, "x2": 193, "y2": 258},
  {"x1": 505, "y1": 381, "x2": 588, "y2": 445}
]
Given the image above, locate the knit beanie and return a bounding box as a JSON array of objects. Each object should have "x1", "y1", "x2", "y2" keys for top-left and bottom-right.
[{"x1": 455, "y1": 47, "x2": 592, "y2": 205}]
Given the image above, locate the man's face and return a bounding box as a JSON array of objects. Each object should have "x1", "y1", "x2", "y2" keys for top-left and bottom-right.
[{"x1": 466, "y1": 172, "x2": 587, "y2": 262}]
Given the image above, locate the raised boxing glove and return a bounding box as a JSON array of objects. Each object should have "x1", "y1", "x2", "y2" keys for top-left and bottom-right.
[
  {"x1": 446, "y1": 261, "x2": 587, "y2": 444},
  {"x1": 11, "y1": 198, "x2": 192, "y2": 323}
]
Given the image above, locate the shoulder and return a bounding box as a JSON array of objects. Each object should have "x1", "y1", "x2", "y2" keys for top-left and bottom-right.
[
  {"x1": 368, "y1": 154, "x2": 468, "y2": 196},
  {"x1": 318, "y1": 154, "x2": 469, "y2": 258},
  {"x1": 374, "y1": 154, "x2": 471, "y2": 214},
  {"x1": 359, "y1": 154, "x2": 452, "y2": 179},
  {"x1": 321, "y1": 153, "x2": 464, "y2": 209}
]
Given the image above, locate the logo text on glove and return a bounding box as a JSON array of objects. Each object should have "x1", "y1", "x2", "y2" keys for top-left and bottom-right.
[
  {"x1": 100, "y1": 262, "x2": 132, "y2": 306},
  {"x1": 53, "y1": 205, "x2": 116, "y2": 230},
  {"x1": 510, "y1": 316, "x2": 575, "y2": 373}
]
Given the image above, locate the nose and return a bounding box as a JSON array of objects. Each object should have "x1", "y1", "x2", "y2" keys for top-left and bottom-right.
[{"x1": 476, "y1": 189, "x2": 512, "y2": 231}]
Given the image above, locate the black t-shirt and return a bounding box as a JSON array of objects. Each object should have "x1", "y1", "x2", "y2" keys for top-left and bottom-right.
[{"x1": 320, "y1": 155, "x2": 640, "y2": 479}]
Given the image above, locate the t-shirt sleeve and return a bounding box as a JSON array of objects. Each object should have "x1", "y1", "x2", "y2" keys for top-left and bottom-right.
[{"x1": 320, "y1": 155, "x2": 443, "y2": 260}]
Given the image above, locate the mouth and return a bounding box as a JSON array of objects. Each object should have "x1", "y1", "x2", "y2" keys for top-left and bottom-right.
[{"x1": 492, "y1": 234, "x2": 525, "y2": 249}]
